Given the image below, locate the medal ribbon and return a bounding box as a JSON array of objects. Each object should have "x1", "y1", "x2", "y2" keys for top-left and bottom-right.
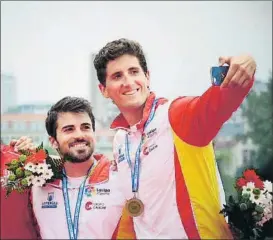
[
  {"x1": 62, "y1": 162, "x2": 96, "y2": 240},
  {"x1": 125, "y1": 99, "x2": 158, "y2": 194}
]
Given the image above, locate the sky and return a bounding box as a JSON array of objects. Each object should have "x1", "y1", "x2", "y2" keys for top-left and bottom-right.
[{"x1": 1, "y1": 1, "x2": 272, "y2": 105}]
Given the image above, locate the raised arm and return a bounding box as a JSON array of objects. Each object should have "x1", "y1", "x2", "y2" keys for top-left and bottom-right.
[{"x1": 169, "y1": 55, "x2": 256, "y2": 147}]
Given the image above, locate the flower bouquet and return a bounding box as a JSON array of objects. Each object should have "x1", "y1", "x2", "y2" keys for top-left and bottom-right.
[
  {"x1": 220, "y1": 169, "x2": 273, "y2": 239},
  {"x1": 1, "y1": 143, "x2": 63, "y2": 197}
]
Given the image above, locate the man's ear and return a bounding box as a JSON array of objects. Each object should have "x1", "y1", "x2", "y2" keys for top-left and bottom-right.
[
  {"x1": 49, "y1": 136, "x2": 58, "y2": 149},
  {"x1": 98, "y1": 84, "x2": 109, "y2": 98}
]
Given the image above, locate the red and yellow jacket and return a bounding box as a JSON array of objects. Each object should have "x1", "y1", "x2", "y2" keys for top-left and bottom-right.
[{"x1": 112, "y1": 80, "x2": 254, "y2": 239}]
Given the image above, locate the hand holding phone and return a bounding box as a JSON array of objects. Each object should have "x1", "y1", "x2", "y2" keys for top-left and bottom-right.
[{"x1": 210, "y1": 66, "x2": 229, "y2": 86}]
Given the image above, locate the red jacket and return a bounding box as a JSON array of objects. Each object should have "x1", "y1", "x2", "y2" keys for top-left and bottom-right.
[{"x1": 1, "y1": 188, "x2": 40, "y2": 239}]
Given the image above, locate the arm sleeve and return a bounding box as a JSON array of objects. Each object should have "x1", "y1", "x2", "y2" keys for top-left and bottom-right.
[{"x1": 169, "y1": 80, "x2": 254, "y2": 146}]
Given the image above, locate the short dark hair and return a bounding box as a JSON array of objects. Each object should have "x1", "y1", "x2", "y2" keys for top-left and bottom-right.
[
  {"x1": 93, "y1": 38, "x2": 148, "y2": 85},
  {"x1": 45, "y1": 96, "x2": 95, "y2": 139}
]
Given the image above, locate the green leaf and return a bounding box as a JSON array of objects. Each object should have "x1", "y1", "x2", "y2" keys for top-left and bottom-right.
[
  {"x1": 252, "y1": 227, "x2": 262, "y2": 238},
  {"x1": 18, "y1": 149, "x2": 32, "y2": 156},
  {"x1": 19, "y1": 155, "x2": 27, "y2": 163},
  {"x1": 5, "y1": 187, "x2": 12, "y2": 198},
  {"x1": 255, "y1": 205, "x2": 264, "y2": 214},
  {"x1": 36, "y1": 142, "x2": 44, "y2": 152}
]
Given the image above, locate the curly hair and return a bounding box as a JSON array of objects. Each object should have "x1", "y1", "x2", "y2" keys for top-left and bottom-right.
[{"x1": 93, "y1": 38, "x2": 148, "y2": 86}]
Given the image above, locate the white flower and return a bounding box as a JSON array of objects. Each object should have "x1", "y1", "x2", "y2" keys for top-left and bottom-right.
[
  {"x1": 0, "y1": 176, "x2": 8, "y2": 186},
  {"x1": 263, "y1": 200, "x2": 272, "y2": 215},
  {"x1": 25, "y1": 163, "x2": 37, "y2": 172},
  {"x1": 250, "y1": 191, "x2": 266, "y2": 205},
  {"x1": 257, "y1": 191, "x2": 272, "y2": 207},
  {"x1": 242, "y1": 182, "x2": 255, "y2": 195},
  {"x1": 262, "y1": 192, "x2": 272, "y2": 206},
  {"x1": 35, "y1": 163, "x2": 49, "y2": 174},
  {"x1": 26, "y1": 176, "x2": 34, "y2": 186},
  {"x1": 246, "y1": 182, "x2": 256, "y2": 189},
  {"x1": 42, "y1": 168, "x2": 54, "y2": 180},
  {"x1": 31, "y1": 176, "x2": 46, "y2": 187},
  {"x1": 266, "y1": 192, "x2": 272, "y2": 201},
  {"x1": 265, "y1": 211, "x2": 272, "y2": 220},
  {"x1": 264, "y1": 206, "x2": 272, "y2": 215},
  {"x1": 263, "y1": 180, "x2": 273, "y2": 193}
]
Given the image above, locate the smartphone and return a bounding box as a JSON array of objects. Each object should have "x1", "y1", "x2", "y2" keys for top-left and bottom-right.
[{"x1": 210, "y1": 66, "x2": 229, "y2": 86}]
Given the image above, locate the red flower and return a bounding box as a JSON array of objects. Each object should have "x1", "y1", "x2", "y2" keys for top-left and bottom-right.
[
  {"x1": 243, "y1": 169, "x2": 259, "y2": 181},
  {"x1": 253, "y1": 178, "x2": 264, "y2": 190},
  {"x1": 236, "y1": 177, "x2": 247, "y2": 189},
  {"x1": 25, "y1": 149, "x2": 47, "y2": 164},
  {"x1": 243, "y1": 169, "x2": 264, "y2": 189}
]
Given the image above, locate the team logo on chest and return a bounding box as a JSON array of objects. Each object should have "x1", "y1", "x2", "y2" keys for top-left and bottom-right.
[
  {"x1": 142, "y1": 143, "x2": 158, "y2": 156},
  {"x1": 84, "y1": 201, "x2": 107, "y2": 211},
  {"x1": 146, "y1": 128, "x2": 157, "y2": 138},
  {"x1": 142, "y1": 127, "x2": 158, "y2": 156},
  {"x1": 117, "y1": 144, "x2": 125, "y2": 163},
  {"x1": 85, "y1": 201, "x2": 93, "y2": 210},
  {"x1": 41, "y1": 192, "x2": 58, "y2": 208},
  {"x1": 142, "y1": 128, "x2": 157, "y2": 143},
  {"x1": 84, "y1": 186, "x2": 96, "y2": 197},
  {"x1": 84, "y1": 186, "x2": 111, "y2": 197}
]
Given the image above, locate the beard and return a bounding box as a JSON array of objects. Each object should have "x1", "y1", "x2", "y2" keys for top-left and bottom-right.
[{"x1": 57, "y1": 139, "x2": 94, "y2": 163}]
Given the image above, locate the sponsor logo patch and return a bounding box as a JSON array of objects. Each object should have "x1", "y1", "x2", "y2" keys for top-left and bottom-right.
[{"x1": 42, "y1": 192, "x2": 58, "y2": 208}]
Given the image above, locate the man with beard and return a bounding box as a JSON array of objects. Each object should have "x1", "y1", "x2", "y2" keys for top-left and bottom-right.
[{"x1": 1, "y1": 96, "x2": 135, "y2": 239}]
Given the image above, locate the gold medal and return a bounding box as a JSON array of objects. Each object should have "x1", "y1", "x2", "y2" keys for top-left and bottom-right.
[{"x1": 125, "y1": 197, "x2": 144, "y2": 217}]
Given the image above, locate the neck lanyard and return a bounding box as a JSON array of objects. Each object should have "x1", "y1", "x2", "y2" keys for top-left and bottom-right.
[
  {"x1": 125, "y1": 99, "x2": 158, "y2": 193},
  {"x1": 62, "y1": 162, "x2": 96, "y2": 240}
]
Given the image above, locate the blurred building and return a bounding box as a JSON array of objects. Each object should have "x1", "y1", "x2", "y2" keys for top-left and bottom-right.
[
  {"x1": 214, "y1": 80, "x2": 267, "y2": 176},
  {"x1": 1, "y1": 103, "x2": 52, "y2": 146},
  {"x1": 1, "y1": 113, "x2": 49, "y2": 145},
  {"x1": 94, "y1": 122, "x2": 116, "y2": 160},
  {"x1": 1, "y1": 73, "x2": 17, "y2": 113},
  {"x1": 214, "y1": 138, "x2": 258, "y2": 176},
  {"x1": 6, "y1": 103, "x2": 52, "y2": 114}
]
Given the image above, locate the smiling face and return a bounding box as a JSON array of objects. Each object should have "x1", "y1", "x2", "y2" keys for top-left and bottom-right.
[
  {"x1": 49, "y1": 112, "x2": 95, "y2": 163},
  {"x1": 99, "y1": 54, "x2": 150, "y2": 112}
]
